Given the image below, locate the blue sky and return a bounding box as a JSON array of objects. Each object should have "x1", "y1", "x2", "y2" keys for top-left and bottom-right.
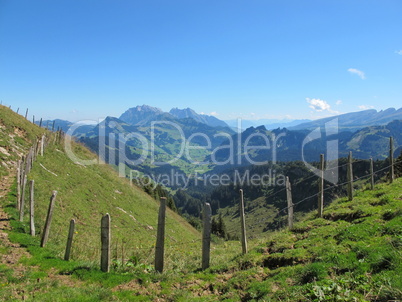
[{"x1": 1, "y1": 0, "x2": 401, "y2": 122}]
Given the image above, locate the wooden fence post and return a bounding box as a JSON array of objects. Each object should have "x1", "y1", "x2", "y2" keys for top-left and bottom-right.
[
  {"x1": 121, "y1": 239, "x2": 125, "y2": 267},
  {"x1": 101, "y1": 213, "x2": 111, "y2": 272},
  {"x1": 16, "y1": 161, "x2": 21, "y2": 210},
  {"x1": 25, "y1": 108, "x2": 28, "y2": 119},
  {"x1": 41, "y1": 135, "x2": 45, "y2": 156},
  {"x1": 35, "y1": 139, "x2": 40, "y2": 157},
  {"x1": 40, "y1": 191, "x2": 57, "y2": 247},
  {"x1": 39, "y1": 118, "x2": 42, "y2": 128},
  {"x1": 64, "y1": 219, "x2": 76, "y2": 261},
  {"x1": 52, "y1": 121, "x2": 55, "y2": 131},
  {"x1": 389, "y1": 137, "x2": 394, "y2": 184},
  {"x1": 19, "y1": 175, "x2": 27, "y2": 221},
  {"x1": 155, "y1": 197, "x2": 167, "y2": 273},
  {"x1": 370, "y1": 158, "x2": 374, "y2": 190},
  {"x1": 30, "y1": 146, "x2": 35, "y2": 170},
  {"x1": 239, "y1": 189, "x2": 248, "y2": 254},
  {"x1": 347, "y1": 151, "x2": 353, "y2": 201},
  {"x1": 286, "y1": 177, "x2": 294, "y2": 229},
  {"x1": 318, "y1": 154, "x2": 324, "y2": 218},
  {"x1": 29, "y1": 180, "x2": 35, "y2": 236},
  {"x1": 202, "y1": 203, "x2": 212, "y2": 270}
]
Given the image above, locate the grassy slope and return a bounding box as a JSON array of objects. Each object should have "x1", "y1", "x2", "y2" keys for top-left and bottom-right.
[
  {"x1": 27, "y1": 139, "x2": 200, "y2": 264},
  {"x1": 0, "y1": 106, "x2": 46, "y2": 177},
  {"x1": 1, "y1": 105, "x2": 401, "y2": 301},
  {"x1": 137, "y1": 180, "x2": 401, "y2": 301},
  {"x1": 1, "y1": 105, "x2": 200, "y2": 266}
]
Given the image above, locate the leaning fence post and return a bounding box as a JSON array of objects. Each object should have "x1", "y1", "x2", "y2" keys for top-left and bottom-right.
[
  {"x1": 286, "y1": 177, "x2": 294, "y2": 229},
  {"x1": 40, "y1": 191, "x2": 57, "y2": 247},
  {"x1": 318, "y1": 154, "x2": 324, "y2": 218},
  {"x1": 16, "y1": 161, "x2": 21, "y2": 210},
  {"x1": 101, "y1": 213, "x2": 111, "y2": 272},
  {"x1": 25, "y1": 108, "x2": 28, "y2": 119},
  {"x1": 41, "y1": 135, "x2": 45, "y2": 156},
  {"x1": 370, "y1": 158, "x2": 374, "y2": 190},
  {"x1": 19, "y1": 175, "x2": 27, "y2": 221},
  {"x1": 202, "y1": 203, "x2": 212, "y2": 270},
  {"x1": 155, "y1": 197, "x2": 167, "y2": 273},
  {"x1": 239, "y1": 189, "x2": 248, "y2": 254},
  {"x1": 389, "y1": 137, "x2": 394, "y2": 184},
  {"x1": 64, "y1": 219, "x2": 76, "y2": 261},
  {"x1": 347, "y1": 151, "x2": 354, "y2": 201},
  {"x1": 29, "y1": 180, "x2": 35, "y2": 236}
]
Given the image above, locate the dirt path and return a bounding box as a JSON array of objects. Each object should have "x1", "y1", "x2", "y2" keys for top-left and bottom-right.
[
  {"x1": 0, "y1": 174, "x2": 30, "y2": 265},
  {"x1": 0, "y1": 168, "x2": 83, "y2": 300},
  {"x1": 0, "y1": 172, "x2": 35, "y2": 299}
]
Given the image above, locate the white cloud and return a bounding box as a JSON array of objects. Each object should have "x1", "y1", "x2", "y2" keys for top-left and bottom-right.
[
  {"x1": 209, "y1": 111, "x2": 218, "y2": 116},
  {"x1": 306, "y1": 98, "x2": 331, "y2": 112},
  {"x1": 348, "y1": 68, "x2": 366, "y2": 79},
  {"x1": 335, "y1": 100, "x2": 342, "y2": 105},
  {"x1": 395, "y1": 50, "x2": 402, "y2": 55},
  {"x1": 358, "y1": 105, "x2": 374, "y2": 110}
]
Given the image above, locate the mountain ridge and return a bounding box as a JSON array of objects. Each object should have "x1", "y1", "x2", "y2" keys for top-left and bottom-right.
[{"x1": 290, "y1": 107, "x2": 402, "y2": 131}]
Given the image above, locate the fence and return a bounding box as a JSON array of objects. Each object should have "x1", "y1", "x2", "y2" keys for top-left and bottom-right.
[{"x1": 7, "y1": 104, "x2": 401, "y2": 273}]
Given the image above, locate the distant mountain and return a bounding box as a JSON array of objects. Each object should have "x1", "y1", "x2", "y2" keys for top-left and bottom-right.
[
  {"x1": 79, "y1": 114, "x2": 235, "y2": 177},
  {"x1": 290, "y1": 108, "x2": 402, "y2": 131},
  {"x1": 169, "y1": 108, "x2": 229, "y2": 128},
  {"x1": 35, "y1": 119, "x2": 71, "y2": 131},
  {"x1": 119, "y1": 105, "x2": 164, "y2": 126},
  {"x1": 224, "y1": 119, "x2": 311, "y2": 130},
  {"x1": 345, "y1": 120, "x2": 402, "y2": 159},
  {"x1": 35, "y1": 119, "x2": 95, "y2": 136},
  {"x1": 265, "y1": 119, "x2": 311, "y2": 130},
  {"x1": 119, "y1": 105, "x2": 230, "y2": 129},
  {"x1": 209, "y1": 119, "x2": 402, "y2": 173}
]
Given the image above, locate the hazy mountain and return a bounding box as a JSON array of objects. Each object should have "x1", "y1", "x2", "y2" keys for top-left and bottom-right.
[
  {"x1": 119, "y1": 105, "x2": 164, "y2": 126},
  {"x1": 210, "y1": 119, "x2": 402, "y2": 171},
  {"x1": 169, "y1": 107, "x2": 229, "y2": 128},
  {"x1": 119, "y1": 105, "x2": 230, "y2": 129},
  {"x1": 35, "y1": 119, "x2": 95, "y2": 136},
  {"x1": 265, "y1": 119, "x2": 311, "y2": 130},
  {"x1": 290, "y1": 108, "x2": 402, "y2": 131},
  {"x1": 35, "y1": 119, "x2": 71, "y2": 131},
  {"x1": 224, "y1": 119, "x2": 311, "y2": 130}
]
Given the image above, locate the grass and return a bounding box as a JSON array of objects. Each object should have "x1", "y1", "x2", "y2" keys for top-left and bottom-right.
[{"x1": 1, "y1": 104, "x2": 402, "y2": 301}]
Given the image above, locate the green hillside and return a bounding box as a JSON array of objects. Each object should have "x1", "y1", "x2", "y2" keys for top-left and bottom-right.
[
  {"x1": 1, "y1": 104, "x2": 205, "y2": 263},
  {"x1": 1, "y1": 104, "x2": 401, "y2": 301}
]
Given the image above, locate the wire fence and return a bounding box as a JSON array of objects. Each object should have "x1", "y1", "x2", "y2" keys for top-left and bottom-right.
[
  {"x1": 254, "y1": 157, "x2": 402, "y2": 236},
  {"x1": 5, "y1": 103, "x2": 401, "y2": 273}
]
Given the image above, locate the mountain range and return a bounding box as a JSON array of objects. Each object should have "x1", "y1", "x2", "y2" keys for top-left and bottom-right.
[
  {"x1": 119, "y1": 105, "x2": 230, "y2": 128},
  {"x1": 224, "y1": 118, "x2": 311, "y2": 130},
  {"x1": 38, "y1": 106, "x2": 402, "y2": 178},
  {"x1": 290, "y1": 107, "x2": 402, "y2": 131}
]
